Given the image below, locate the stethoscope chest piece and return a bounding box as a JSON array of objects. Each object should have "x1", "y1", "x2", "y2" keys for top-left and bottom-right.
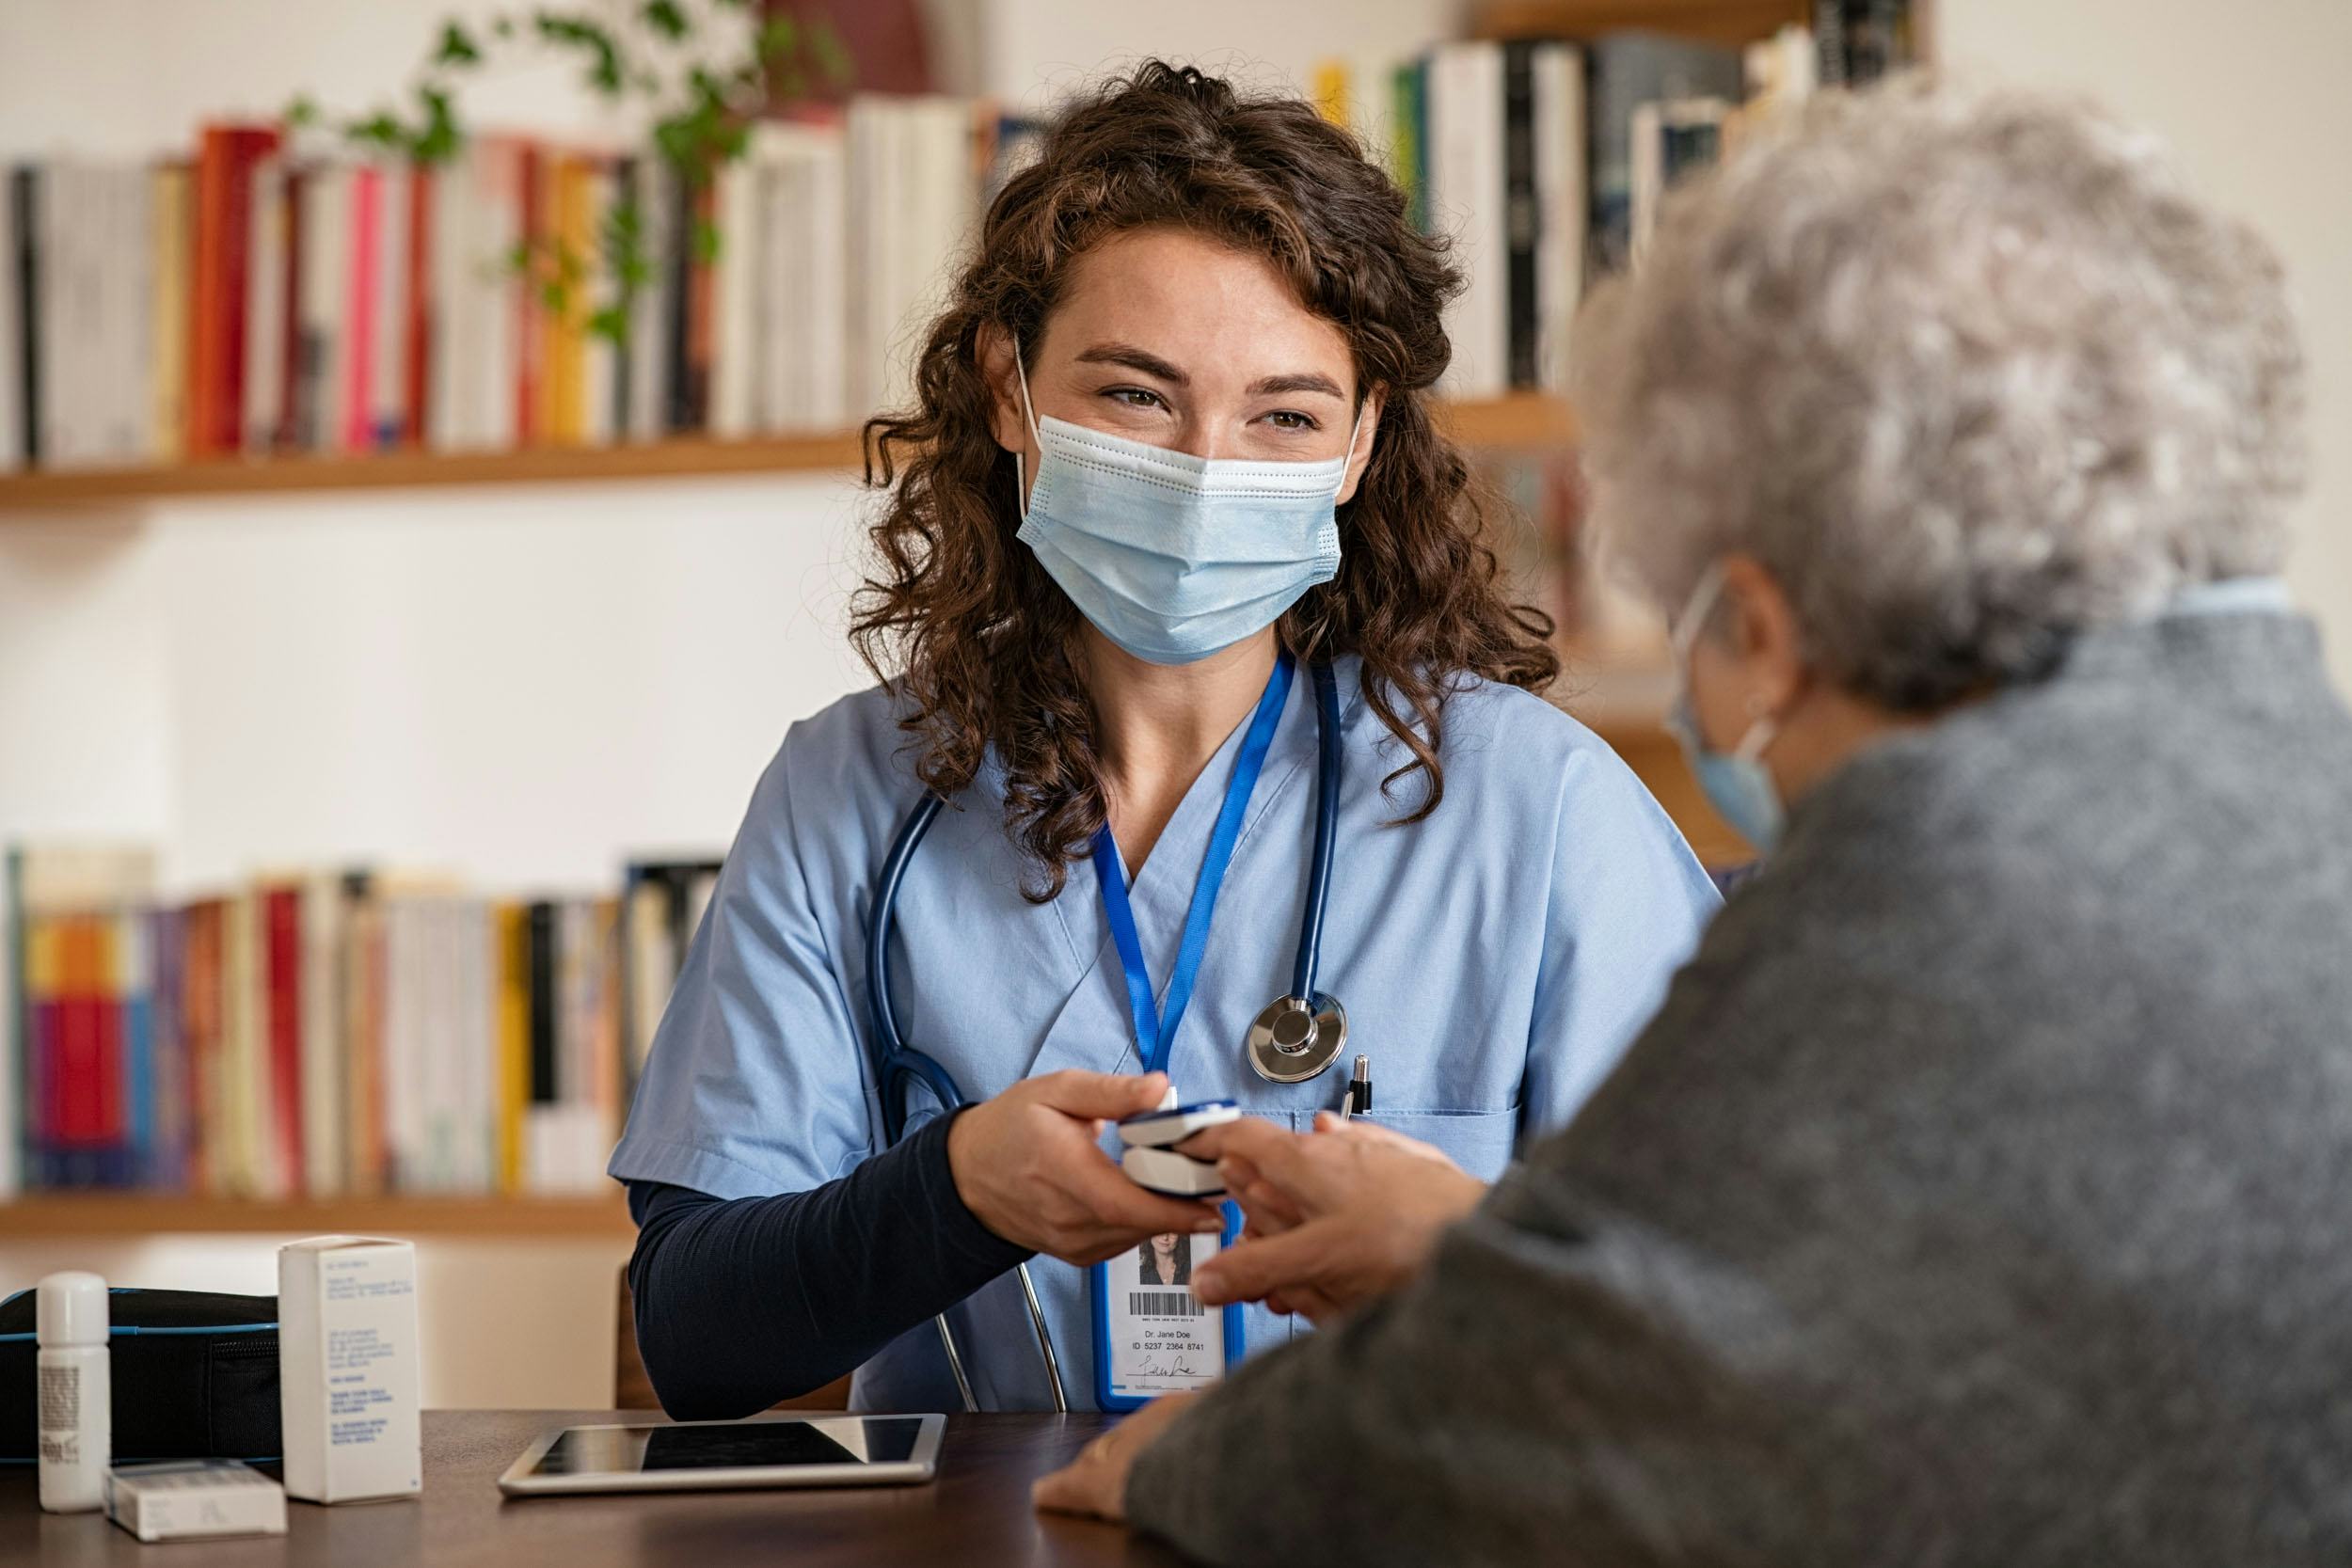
[{"x1": 1246, "y1": 992, "x2": 1348, "y2": 1084}]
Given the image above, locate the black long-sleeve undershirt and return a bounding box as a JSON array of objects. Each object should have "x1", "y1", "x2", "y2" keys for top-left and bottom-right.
[{"x1": 624, "y1": 1111, "x2": 1031, "y2": 1418}]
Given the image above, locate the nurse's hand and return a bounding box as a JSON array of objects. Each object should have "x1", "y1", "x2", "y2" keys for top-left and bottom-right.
[
  {"x1": 948, "y1": 1069, "x2": 1225, "y2": 1264},
  {"x1": 1179, "y1": 1114, "x2": 1487, "y2": 1323}
]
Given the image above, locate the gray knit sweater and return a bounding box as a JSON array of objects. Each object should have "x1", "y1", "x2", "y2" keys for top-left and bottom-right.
[{"x1": 1129, "y1": 606, "x2": 2352, "y2": 1566}]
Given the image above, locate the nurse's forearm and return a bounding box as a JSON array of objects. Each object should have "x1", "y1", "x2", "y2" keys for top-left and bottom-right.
[{"x1": 625, "y1": 1112, "x2": 1031, "y2": 1418}]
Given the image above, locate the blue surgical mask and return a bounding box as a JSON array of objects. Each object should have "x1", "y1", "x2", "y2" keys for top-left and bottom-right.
[
  {"x1": 1012, "y1": 356, "x2": 1359, "y2": 666},
  {"x1": 1665, "y1": 563, "x2": 1787, "y2": 854}
]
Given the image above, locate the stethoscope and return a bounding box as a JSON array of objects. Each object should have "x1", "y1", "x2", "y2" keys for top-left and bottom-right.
[{"x1": 862, "y1": 657, "x2": 1348, "y2": 1412}]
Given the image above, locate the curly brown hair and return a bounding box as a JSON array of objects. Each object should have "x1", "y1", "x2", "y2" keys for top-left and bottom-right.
[{"x1": 854, "y1": 60, "x2": 1558, "y2": 899}]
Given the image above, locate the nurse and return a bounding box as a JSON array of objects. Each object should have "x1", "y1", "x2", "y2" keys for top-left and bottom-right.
[{"x1": 609, "y1": 59, "x2": 1719, "y2": 1417}]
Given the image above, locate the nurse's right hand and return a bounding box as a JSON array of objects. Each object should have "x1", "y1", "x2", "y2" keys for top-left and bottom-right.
[{"x1": 947, "y1": 1069, "x2": 1227, "y2": 1264}]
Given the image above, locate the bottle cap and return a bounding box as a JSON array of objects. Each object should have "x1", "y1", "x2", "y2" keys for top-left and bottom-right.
[{"x1": 35, "y1": 1272, "x2": 109, "y2": 1348}]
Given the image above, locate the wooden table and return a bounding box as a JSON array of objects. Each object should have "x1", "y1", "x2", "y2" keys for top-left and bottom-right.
[{"x1": 1, "y1": 1409, "x2": 1184, "y2": 1566}]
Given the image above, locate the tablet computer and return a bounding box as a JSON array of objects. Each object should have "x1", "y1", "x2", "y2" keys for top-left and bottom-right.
[{"x1": 497, "y1": 1414, "x2": 946, "y2": 1496}]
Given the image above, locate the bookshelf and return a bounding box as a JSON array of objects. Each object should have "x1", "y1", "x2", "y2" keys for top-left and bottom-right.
[
  {"x1": 1474, "y1": 0, "x2": 1938, "y2": 62},
  {"x1": 1475, "y1": 0, "x2": 1809, "y2": 46},
  {"x1": 0, "y1": 395, "x2": 1576, "y2": 515},
  {"x1": 0, "y1": 1193, "x2": 632, "y2": 1239}
]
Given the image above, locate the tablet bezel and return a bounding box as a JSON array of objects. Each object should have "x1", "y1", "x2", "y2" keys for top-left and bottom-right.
[{"x1": 496, "y1": 1413, "x2": 946, "y2": 1496}]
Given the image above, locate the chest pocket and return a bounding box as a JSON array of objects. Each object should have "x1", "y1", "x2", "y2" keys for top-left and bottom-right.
[{"x1": 1344, "y1": 1103, "x2": 1522, "y2": 1182}]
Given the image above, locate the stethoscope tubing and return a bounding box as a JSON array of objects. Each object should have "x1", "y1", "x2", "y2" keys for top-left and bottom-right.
[
  {"x1": 863, "y1": 656, "x2": 1343, "y2": 1412},
  {"x1": 1293, "y1": 658, "x2": 1343, "y2": 1000}
]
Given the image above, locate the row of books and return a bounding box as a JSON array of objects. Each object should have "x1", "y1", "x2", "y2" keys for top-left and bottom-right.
[
  {"x1": 1, "y1": 847, "x2": 720, "y2": 1200},
  {"x1": 1382, "y1": 8, "x2": 1897, "y2": 401},
  {"x1": 0, "y1": 8, "x2": 1914, "y2": 474},
  {"x1": 0, "y1": 95, "x2": 991, "y2": 473}
]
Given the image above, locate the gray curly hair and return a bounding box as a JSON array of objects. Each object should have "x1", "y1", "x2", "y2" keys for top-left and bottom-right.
[{"x1": 1573, "y1": 76, "x2": 2308, "y2": 710}]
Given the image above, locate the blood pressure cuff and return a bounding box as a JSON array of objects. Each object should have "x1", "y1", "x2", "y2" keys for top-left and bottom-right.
[{"x1": 0, "y1": 1288, "x2": 280, "y2": 1464}]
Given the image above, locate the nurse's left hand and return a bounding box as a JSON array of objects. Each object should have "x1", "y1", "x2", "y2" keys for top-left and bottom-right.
[{"x1": 1032, "y1": 1391, "x2": 1198, "y2": 1524}]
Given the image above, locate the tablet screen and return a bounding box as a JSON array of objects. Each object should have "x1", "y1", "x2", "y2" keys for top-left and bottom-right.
[{"x1": 530, "y1": 1418, "x2": 926, "y2": 1475}]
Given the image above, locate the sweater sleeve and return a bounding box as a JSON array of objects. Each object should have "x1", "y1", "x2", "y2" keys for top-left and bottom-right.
[
  {"x1": 1122, "y1": 1156, "x2": 1864, "y2": 1568},
  {"x1": 625, "y1": 1109, "x2": 1032, "y2": 1418}
]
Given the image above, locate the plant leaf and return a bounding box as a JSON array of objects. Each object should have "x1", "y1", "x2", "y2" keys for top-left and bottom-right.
[
  {"x1": 755, "y1": 15, "x2": 796, "y2": 61},
  {"x1": 535, "y1": 12, "x2": 625, "y2": 97},
  {"x1": 640, "y1": 0, "x2": 688, "y2": 40},
  {"x1": 414, "y1": 84, "x2": 464, "y2": 164},
  {"x1": 349, "y1": 111, "x2": 408, "y2": 151},
  {"x1": 587, "y1": 303, "x2": 629, "y2": 343},
  {"x1": 692, "y1": 215, "x2": 721, "y2": 265},
  {"x1": 435, "y1": 20, "x2": 483, "y2": 67}
]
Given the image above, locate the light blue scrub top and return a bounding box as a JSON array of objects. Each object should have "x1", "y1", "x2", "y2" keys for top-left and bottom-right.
[{"x1": 608, "y1": 655, "x2": 1721, "y2": 1411}]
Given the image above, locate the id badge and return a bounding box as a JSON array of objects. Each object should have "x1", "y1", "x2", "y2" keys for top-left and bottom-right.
[{"x1": 1091, "y1": 1202, "x2": 1245, "y2": 1411}]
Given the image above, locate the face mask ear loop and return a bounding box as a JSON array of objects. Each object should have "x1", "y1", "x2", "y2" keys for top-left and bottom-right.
[
  {"x1": 1336, "y1": 396, "x2": 1370, "y2": 499},
  {"x1": 1011, "y1": 346, "x2": 1041, "y2": 518},
  {"x1": 1732, "y1": 702, "x2": 1782, "y2": 768},
  {"x1": 1014, "y1": 348, "x2": 1041, "y2": 445}
]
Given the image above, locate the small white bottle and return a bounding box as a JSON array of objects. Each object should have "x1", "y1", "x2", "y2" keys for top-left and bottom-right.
[{"x1": 36, "y1": 1270, "x2": 110, "y2": 1513}]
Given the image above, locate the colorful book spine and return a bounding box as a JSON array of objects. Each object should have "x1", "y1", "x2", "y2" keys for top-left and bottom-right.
[
  {"x1": 496, "y1": 902, "x2": 527, "y2": 1194},
  {"x1": 515, "y1": 142, "x2": 543, "y2": 446},
  {"x1": 342, "y1": 165, "x2": 381, "y2": 454},
  {"x1": 120, "y1": 910, "x2": 154, "y2": 1186},
  {"x1": 188, "y1": 124, "x2": 281, "y2": 457},
  {"x1": 149, "y1": 165, "x2": 191, "y2": 462},
  {"x1": 403, "y1": 164, "x2": 432, "y2": 446},
  {"x1": 262, "y1": 885, "x2": 304, "y2": 1195}
]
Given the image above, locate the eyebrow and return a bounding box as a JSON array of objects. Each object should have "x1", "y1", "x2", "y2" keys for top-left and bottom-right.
[
  {"x1": 1073, "y1": 342, "x2": 1349, "y2": 403},
  {"x1": 1074, "y1": 342, "x2": 1190, "y2": 385},
  {"x1": 1245, "y1": 372, "x2": 1346, "y2": 401}
]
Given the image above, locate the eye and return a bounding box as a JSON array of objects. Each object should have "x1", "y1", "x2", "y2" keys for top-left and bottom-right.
[
  {"x1": 1104, "y1": 386, "x2": 1169, "y2": 411},
  {"x1": 1261, "y1": 409, "x2": 1322, "y2": 433}
]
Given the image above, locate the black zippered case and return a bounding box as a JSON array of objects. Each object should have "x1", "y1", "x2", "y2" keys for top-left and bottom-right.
[{"x1": 1, "y1": 1288, "x2": 281, "y2": 1464}]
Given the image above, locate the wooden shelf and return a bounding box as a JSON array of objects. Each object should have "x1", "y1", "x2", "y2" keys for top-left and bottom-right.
[
  {"x1": 0, "y1": 396, "x2": 1574, "y2": 514},
  {"x1": 0, "y1": 431, "x2": 871, "y2": 513},
  {"x1": 0, "y1": 1193, "x2": 633, "y2": 1239},
  {"x1": 1474, "y1": 0, "x2": 1810, "y2": 46},
  {"x1": 1443, "y1": 390, "x2": 1580, "y2": 450}
]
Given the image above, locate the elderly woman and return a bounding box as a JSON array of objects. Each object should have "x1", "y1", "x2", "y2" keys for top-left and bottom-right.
[{"x1": 1034, "y1": 78, "x2": 2350, "y2": 1564}]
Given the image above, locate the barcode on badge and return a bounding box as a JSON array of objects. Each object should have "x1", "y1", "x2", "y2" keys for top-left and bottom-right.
[{"x1": 1128, "y1": 1291, "x2": 1204, "y2": 1318}]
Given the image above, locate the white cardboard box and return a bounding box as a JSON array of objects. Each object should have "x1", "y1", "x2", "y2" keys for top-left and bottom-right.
[
  {"x1": 105, "y1": 1461, "x2": 287, "y2": 1542},
  {"x1": 277, "y1": 1236, "x2": 422, "y2": 1503}
]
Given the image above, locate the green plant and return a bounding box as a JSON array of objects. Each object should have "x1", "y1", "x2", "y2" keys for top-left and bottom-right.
[{"x1": 288, "y1": 2, "x2": 851, "y2": 344}]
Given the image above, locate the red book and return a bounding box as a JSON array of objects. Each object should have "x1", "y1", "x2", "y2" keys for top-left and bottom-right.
[
  {"x1": 343, "y1": 166, "x2": 381, "y2": 453},
  {"x1": 263, "y1": 886, "x2": 305, "y2": 1194},
  {"x1": 187, "y1": 123, "x2": 282, "y2": 457},
  {"x1": 180, "y1": 899, "x2": 222, "y2": 1196},
  {"x1": 44, "y1": 918, "x2": 124, "y2": 1185},
  {"x1": 187, "y1": 133, "x2": 226, "y2": 457},
  {"x1": 516, "y1": 144, "x2": 543, "y2": 445},
  {"x1": 53, "y1": 920, "x2": 98, "y2": 1148},
  {"x1": 405, "y1": 163, "x2": 432, "y2": 445},
  {"x1": 92, "y1": 926, "x2": 123, "y2": 1159}
]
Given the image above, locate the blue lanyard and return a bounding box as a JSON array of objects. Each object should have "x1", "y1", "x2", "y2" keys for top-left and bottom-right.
[{"x1": 1091, "y1": 653, "x2": 1295, "y2": 1076}]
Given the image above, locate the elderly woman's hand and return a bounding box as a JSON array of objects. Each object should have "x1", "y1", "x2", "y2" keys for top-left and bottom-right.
[
  {"x1": 1032, "y1": 1392, "x2": 1197, "y2": 1522},
  {"x1": 1177, "y1": 1114, "x2": 1488, "y2": 1322}
]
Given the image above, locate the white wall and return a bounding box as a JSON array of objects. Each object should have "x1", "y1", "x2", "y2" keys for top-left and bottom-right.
[
  {"x1": 0, "y1": 475, "x2": 872, "y2": 892},
  {"x1": 1939, "y1": 0, "x2": 2352, "y2": 693}
]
